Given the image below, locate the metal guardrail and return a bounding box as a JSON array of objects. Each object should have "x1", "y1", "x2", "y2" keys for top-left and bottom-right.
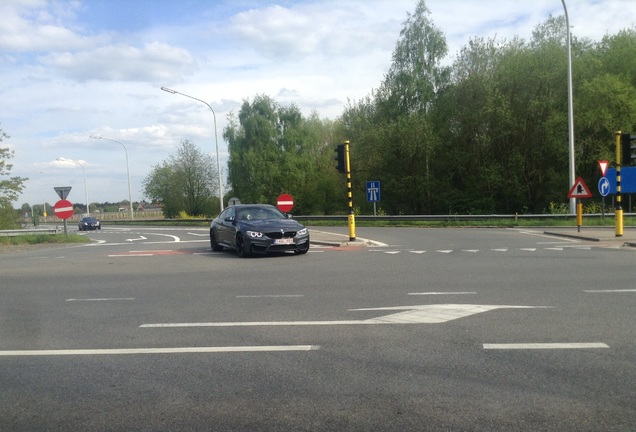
[
  {"x1": 294, "y1": 213, "x2": 628, "y2": 222},
  {"x1": 0, "y1": 227, "x2": 63, "y2": 237}
]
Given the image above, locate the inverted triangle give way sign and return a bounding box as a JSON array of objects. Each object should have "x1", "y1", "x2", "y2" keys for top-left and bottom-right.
[{"x1": 567, "y1": 176, "x2": 592, "y2": 199}]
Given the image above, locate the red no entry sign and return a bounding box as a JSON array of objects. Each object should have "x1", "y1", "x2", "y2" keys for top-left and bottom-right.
[
  {"x1": 54, "y1": 199, "x2": 74, "y2": 220},
  {"x1": 276, "y1": 194, "x2": 294, "y2": 212}
]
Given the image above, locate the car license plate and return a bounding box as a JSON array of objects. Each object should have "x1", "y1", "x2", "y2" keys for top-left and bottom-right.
[{"x1": 274, "y1": 238, "x2": 294, "y2": 245}]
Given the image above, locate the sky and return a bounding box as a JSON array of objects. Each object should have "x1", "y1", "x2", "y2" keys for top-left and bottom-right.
[{"x1": 2, "y1": 0, "x2": 635, "y2": 210}]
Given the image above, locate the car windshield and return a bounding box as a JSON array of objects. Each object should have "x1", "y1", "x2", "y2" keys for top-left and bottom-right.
[
  {"x1": 83, "y1": 217, "x2": 98, "y2": 222},
  {"x1": 236, "y1": 207, "x2": 284, "y2": 221}
]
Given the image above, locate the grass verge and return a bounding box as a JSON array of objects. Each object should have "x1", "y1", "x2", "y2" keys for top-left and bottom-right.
[{"x1": 0, "y1": 234, "x2": 91, "y2": 246}]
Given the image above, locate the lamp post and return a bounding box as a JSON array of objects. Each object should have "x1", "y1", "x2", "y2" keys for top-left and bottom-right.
[
  {"x1": 561, "y1": 0, "x2": 576, "y2": 214},
  {"x1": 161, "y1": 86, "x2": 224, "y2": 211},
  {"x1": 90, "y1": 135, "x2": 134, "y2": 220},
  {"x1": 57, "y1": 158, "x2": 89, "y2": 216}
]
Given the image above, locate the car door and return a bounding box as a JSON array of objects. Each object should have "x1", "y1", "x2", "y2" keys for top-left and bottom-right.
[{"x1": 217, "y1": 207, "x2": 235, "y2": 245}]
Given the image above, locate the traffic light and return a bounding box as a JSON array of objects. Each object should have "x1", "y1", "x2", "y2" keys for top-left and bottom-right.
[
  {"x1": 334, "y1": 144, "x2": 346, "y2": 173},
  {"x1": 621, "y1": 133, "x2": 636, "y2": 166}
]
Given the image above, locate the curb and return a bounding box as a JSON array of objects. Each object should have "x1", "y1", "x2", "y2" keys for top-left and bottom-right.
[{"x1": 543, "y1": 230, "x2": 636, "y2": 248}]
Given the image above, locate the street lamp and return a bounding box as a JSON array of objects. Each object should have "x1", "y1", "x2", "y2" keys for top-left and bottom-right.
[
  {"x1": 562, "y1": 0, "x2": 576, "y2": 214},
  {"x1": 57, "y1": 157, "x2": 89, "y2": 217},
  {"x1": 90, "y1": 135, "x2": 134, "y2": 220},
  {"x1": 161, "y1": 86, "x2": 224, "y2": 211}
]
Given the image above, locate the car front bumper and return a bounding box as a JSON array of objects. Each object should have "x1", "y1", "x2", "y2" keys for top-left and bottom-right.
[{"x1": 246, "y1": 235, "x2": 310, "y2": 254}]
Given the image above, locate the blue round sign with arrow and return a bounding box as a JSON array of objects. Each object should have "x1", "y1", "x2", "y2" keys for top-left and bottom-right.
[{"x1": 598, "y1": 177, "x2": 610, "y2": 197}]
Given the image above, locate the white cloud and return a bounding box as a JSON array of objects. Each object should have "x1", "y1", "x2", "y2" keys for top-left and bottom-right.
[{"x1": 41, "y1": 42, "x2": 196, "y2": 82}]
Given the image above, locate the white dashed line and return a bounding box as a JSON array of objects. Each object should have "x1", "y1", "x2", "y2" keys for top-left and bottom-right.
[{"x1": 484, "y1": 343, "x2": 609, "y2": 350}]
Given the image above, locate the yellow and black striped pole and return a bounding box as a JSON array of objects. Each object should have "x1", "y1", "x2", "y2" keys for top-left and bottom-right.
[
  {"x1": 344, "y1": 140, "x2": 356, "y2": 241},
  {"x1": 616, "y1": 131, "x2": 624, "y2": 237}
]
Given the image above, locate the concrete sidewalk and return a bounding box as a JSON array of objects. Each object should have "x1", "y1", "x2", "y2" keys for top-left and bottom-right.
[
  {"x1": 542, "y1": 227, "x2": 636, "y2": 247},
  {"x1": 308, "y1": 229, "x2": 383, "y2": 247}
]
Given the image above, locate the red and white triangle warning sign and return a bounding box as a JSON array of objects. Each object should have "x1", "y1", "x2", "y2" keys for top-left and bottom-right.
[{"x1": 567, "y1": 176, "x2": 592, "y2": 199}]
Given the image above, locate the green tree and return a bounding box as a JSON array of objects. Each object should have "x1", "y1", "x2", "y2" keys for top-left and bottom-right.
[
  {"x1": 224, "y1": 95, "x2": 341, "y2": 214},
  {"x1": 342, "y1": 0, "x2": 449, "y2": 214},
  {"x1": 142, "y1": 139, "x2": 219, "y2": 218},
  {"x1": 0, "y1": 128, "x2": 28, "y2": 229}
]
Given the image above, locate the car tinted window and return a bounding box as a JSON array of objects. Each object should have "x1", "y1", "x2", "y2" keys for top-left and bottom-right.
[{"x1": 238, "y1": 207, "x2": 284, "y2": 220}]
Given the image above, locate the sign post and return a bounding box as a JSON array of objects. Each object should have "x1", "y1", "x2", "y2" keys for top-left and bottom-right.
[
  {"x1": 598, "y1": 160, "x2": 609, "y2": 221},
  {"x1": 615, "y1": 132, "x2": 624, "y2": 237},
  {"x1": 567, "y1": 177, "x2": 592, "y2": 232},
  {"x1": 54, "y1": 199, "x2": 74, "y2": 237},
  {"x1": 366, "y1": 181, "x2": 380, "y2": 216}
]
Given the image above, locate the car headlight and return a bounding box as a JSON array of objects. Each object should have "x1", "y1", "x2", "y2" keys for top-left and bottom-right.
[
  {"x1": 246, "y1": 230, "x2": 263, "y2": 238},
  {"x1": 297, "y1": 228, "x2": 307, "y2": 236}
]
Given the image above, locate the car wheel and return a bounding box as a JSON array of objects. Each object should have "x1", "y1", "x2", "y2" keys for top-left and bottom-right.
[
  {"x1": 210, "y1": 229, "x2": 223, "y2": 252},
  {"x1": 295, "y1": 241, "x2": 310, "y2": 255},
  {"x1": 235, "y1": 233, "x2": 249, "y2": 258}
]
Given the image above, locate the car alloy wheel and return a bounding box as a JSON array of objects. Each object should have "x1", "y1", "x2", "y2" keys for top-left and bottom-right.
[
  {"x1": 235, "y1": 233, "x2": 249, "y2": 258},
  {"x1": 210, "y1": 230, "x2": 223, "y2": 252}
]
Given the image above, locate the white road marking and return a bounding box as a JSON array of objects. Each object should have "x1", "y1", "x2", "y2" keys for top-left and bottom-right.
[
  {"x1": 409, "y1": 250, "x2": 426, "y2": 254},
  {"x1": 125, "y1": 236, "x2": 147, "y2": 242},
  {"x1": 152, "y1": 233, "x2": 181, "y2": 242},
  {"x1": 436, "y1": 250, "x2": 453, "y2": 254},
  {"x1": 491, "y1": 248, "x2": 508, "y2": 252},
  {"x1": 519, "y1": 248, "x2": 537, "y2": 251},
  {"x1": 187, "y1": 232, "x2": 209, "y2": 237},
  {"x1": 385, "y1": 251, "x2": 401, "y2": 254},
  {"x1": 66, "y1": 298, "x2": 135, "y2": 302},
  {"x1": 140, "y1": 304, "x2": 548, "y2": 328},
  {"x1": 108, "y1": 254, "x2": 153, "y2": 257},
  {"x1": 0, "y1": 345, "x2": 320, "y2": 356},
  {"x1": 462, "y1": 249, "x2": 479, "y2": 253},
  {"x1": 408, "y1": 292, "x2": 476, "y2": 296},
  {"x1": 237, "y1": 295, "x2": 305, "y2": 298},
  {"x1": 584, "y1": 289, "x2": 636, "y2": 293},
  {"x1": 483, "y1": 343, "x2": 609, "y2": 350}
]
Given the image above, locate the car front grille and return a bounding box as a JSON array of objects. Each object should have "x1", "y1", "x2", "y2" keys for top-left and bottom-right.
[{"x1": 265, "y1": 231, "x2": 296, "y2": 239}]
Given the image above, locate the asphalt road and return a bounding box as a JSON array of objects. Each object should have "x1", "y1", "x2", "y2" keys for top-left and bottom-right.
[{"x1": 1, "y1": 225, "x2": 635, "y2": 431}]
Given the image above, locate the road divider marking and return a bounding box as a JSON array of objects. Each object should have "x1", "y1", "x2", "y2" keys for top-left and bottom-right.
[
  {"x1": 408, "y1": 292, "x2": 476, "y2": 296},
  {"x1": 66, "y1": 298, "x2": 135, "y2": 302},
  {"x1": 483, "y1": 343, "x2": 609, "y2": 350},
  {"x1": 0, "y1": 345, "x2": 320, "y2": 356},
  {"x1": 584, "y1": 289, "x2": 636, "y2": 293},
  {"x1": 237, "y1": 295, "x2": 305, "y2": 298}
]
